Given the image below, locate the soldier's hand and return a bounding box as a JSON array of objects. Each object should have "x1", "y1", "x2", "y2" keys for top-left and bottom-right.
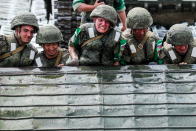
[
  {"x1": 121, "y1": 25, "x2": 126, "y2": 32},
  {"x1": 179, "y1": 62, "x2": 187, "y2": 65},
  {"x1": 66, "y1": 58, "x2": 79, "y2": 66},
  {"x1": 113, "y1": 61, "x2": 120, "y2": 66},
  {"x1": 163, "y1": 42, "x2": 172, "y2": 50},
  {"x1": 56, "y1": 64, "x2": 64, "y2": 67},
  {"x1": 72, "y1": 58, "x2": 79, "y2": 66},
  {"x1": 94, "y1": 0, "x2": 105, "y2": 8}
]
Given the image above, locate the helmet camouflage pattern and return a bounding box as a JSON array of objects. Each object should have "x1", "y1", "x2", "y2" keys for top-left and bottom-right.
[
  {"x1": 36, "y1": 25, "x2": 64, "y2": 45},
  {"x1": 11, "y1": 12, "x2": 39, "y2": 31},
  {"x1": 166, "y1": 24, "x2": 193, "y2": 45},
  {"x1": 126, "y1": 7, "x2": 153, "y2": 29},
  {"x1": 90, "y1": 5, "x2": 117, "y2": 26}
]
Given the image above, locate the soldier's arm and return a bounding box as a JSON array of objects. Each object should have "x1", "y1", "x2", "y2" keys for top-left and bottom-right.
[
  {"x1": 73, "y1": 0, "x2": 104, "y2": 12},
  {"x1": 117, "y1": 11, "x2": 126, "y2": 31},
  {"x1": 59, "y1": 49, "x2": 69, "y2": 67},
  {"x1": 113, "y1": 0, "x2": 126, "y2": 31},
  {"x1": 67, "y1": 46, "x2": 79, "y2": 66},
  {"x1": 68, "y1": 46, "x2": 78, "y2": 60},
  {"x1": 184, "y1": 45, "x2": 196, "y2": 64},
  {"x1": 159, "y1": 42, "x2": 175, "y2": 64},
  {"x1": 0, "y1": 35, "x2": 9, "y2": 55},
  {"x1": 67, "y1": 27, "x2": 83, "y2": 66}
]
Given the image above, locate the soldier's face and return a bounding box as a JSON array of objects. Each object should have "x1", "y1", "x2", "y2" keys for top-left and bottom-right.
[
  {"x1": 132, "y1": 29, "x2": 148, "y2": 41},
  {"x1": 94, "y1": 17, "x2": 110, "y2": 33},
  {"x1": 43, "y1": 43, "x2": 59, "y2": 59},
  {"x1": 174, "y1": 45, "x2": 188, "y2": 54},
  {"x1": 17, "y1": 25, "x2": 35, "y2": 44}
]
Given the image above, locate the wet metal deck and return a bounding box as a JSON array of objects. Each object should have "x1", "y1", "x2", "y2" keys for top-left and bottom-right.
[{"x1": 1, "y1": 65, "x2": 196, "y2": 130}]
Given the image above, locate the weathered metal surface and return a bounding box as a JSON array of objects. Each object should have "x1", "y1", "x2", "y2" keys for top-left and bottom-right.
[
  {"x1": 1, "y1": 65, "x2": 196, "y2": 130},
  {"x1": 54, "y1": 0, "x2": 80, "y2": 47}
]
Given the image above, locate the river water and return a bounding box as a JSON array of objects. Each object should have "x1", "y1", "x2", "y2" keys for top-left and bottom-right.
[
  {"x1": 0, "y1": 0, "x2": 30, "y2": 35},
  {"x1": 0, "y1": 0, "x2": 54, "y2": 34},
  {"x1": 0, "y1": 0, "x2": 53, "y2": 50}
]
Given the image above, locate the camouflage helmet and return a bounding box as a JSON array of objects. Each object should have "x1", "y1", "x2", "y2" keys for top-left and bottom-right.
[
  {"x1": 36, "y1": 25, "x2": 64, "y2": 45},
  {"x1": 126, "y1": 7, "x2": 153, "y2": 29},
  {"x1": 166, "y1": 24, "x2": 193, "y2": 45},
  {"x1": 11, "y1": 12, "x2": 39, "y2": 31},
  {"x1": 90, "y1": 5, "x2": 117, "y2": 26}
]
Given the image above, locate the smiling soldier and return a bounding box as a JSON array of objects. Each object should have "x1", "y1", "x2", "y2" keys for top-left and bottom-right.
[
  {"x1": 0, "y1": 12, "x2": 39, "y2": 67},
  {"x1": 34, "y1": 25, "x2": 69, "y2": 67},
  {"x1": 159, "y1": 24, "x2": 196, "y2": 64},
  {"x1": 67, "y1": 5, "x2": 126, "y2": 66}
]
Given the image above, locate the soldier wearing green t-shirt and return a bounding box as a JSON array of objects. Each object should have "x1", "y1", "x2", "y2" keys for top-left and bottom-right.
[{"x1": 72, "y1": 0, "x2": 126, "y2": 31}]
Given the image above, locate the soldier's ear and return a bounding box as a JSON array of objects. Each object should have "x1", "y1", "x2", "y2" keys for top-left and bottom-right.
[
  {"x1": 130, "y1": 30, "x2": 133, "y2": 34},
  {"x1": 15, "y1": 26, "x2": 22, "y2": 36},
  {"x1": 93, "y1": 17, "x2": 97, "y2": 23},
  {"x1": 15, "y1": 27, "x2": 20, "y2": 33}
]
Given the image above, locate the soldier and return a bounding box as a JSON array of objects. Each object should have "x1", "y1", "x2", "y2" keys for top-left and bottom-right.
[
  {"x1": 122, "y1": 7, "x2": 162, "y2": 65},
  {"x1": 0, "y1": 12, "x2": 39, "y2": 67},
  {"x1": 72, "y1": 0, "x2": 127, "y2": 31},
  {"x1": 68, "y1": 5, "x2": 126, "y2": 66},
  {"x1": 34, "y1": 25, "x2": 69, "y2": 67},
  {"x1": 159, "y1": 24, "x2": 196, "y2": 64}
]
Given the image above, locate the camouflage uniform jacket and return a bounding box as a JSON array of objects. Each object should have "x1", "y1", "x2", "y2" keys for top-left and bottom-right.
[
  {"x1": 0, "y1": 34, "x2": 37, "y2": 67},
  {"x1": 69, "y1": 23, "x2": 126, "y2": 65},
  {"x1": 159, "y1": 43, "x2": 196, "y2": 64},
  {"x1": 123, "y1": 31, "x2": 160, "y2": 65},
  {"x1": 72, "y1": 0, "x2": 126, "y2": 24},
  {"x1": 34, "y1": 48, "x2": 69, "y2": 67}
]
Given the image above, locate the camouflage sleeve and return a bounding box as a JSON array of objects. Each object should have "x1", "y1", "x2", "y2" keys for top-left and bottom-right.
[
  {"x1": 184, "y1": 45, "x2": 196, "y2": 64},
  {"x1": 114, "y1": 0, "x2": 126, "y2": 11},
  {"x1": 114, "y1": 37, "x2": 126, "y2": 62},
  {"x1": 72, "y1": 0, "x2": 85, "y2": 11},
  {"x1": 61, "y1": 49, "x2": 70, "y2": 65},
  {"x1": 0, "y1": 35, "x2": 8, "y2": 55},
  {"x1": 68, "y1": 28, "x2": 81, "y2": 48},
  {"x1": 161, "y1": 46, "x2": 175, "y2": 64}
]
